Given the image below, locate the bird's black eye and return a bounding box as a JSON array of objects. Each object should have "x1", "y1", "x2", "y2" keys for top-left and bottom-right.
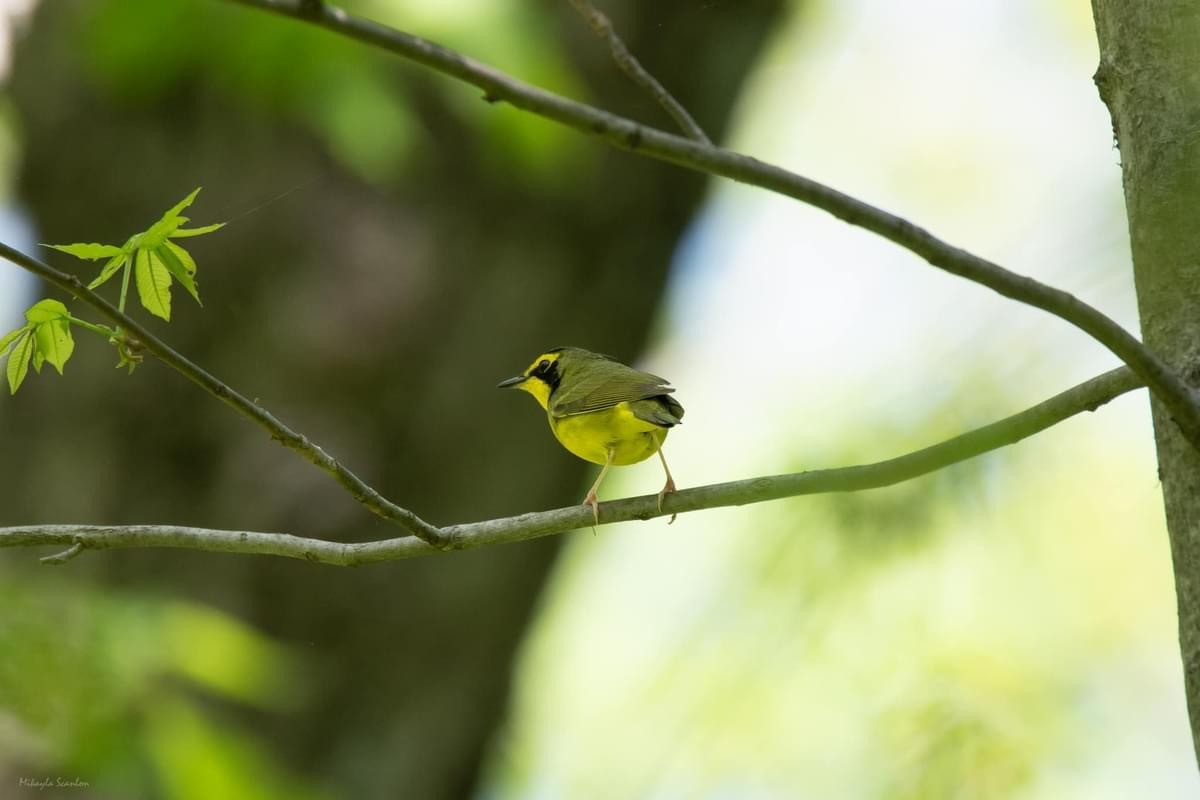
[{"x1": 537, "y1": 359, "x2": 551, "y2": 373}]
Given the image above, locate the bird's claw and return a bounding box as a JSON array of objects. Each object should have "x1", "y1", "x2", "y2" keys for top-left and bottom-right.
[
  {"x1": 658, "y1": 478, "x2": 677, "y2": 524},
  {"x1": 583, "y1": 489, "x2": 600, "y2": 533}
]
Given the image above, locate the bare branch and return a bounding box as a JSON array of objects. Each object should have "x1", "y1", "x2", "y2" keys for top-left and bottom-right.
[
  {"x1": 566, "y1": 0, "x2": 710, "y2": 143},
  {"x1": 222, "y1": 0, "x2": 1200, "y2": 450},
  {"x1": 2, "y1": 367, "x2": 1142, "y2": 566},
  {"x1": 39, "y1": 542, "x2": 83, "y2": 565},
  {"x1": 0, "y1": 241, "x2": 443, "y2": 546}
]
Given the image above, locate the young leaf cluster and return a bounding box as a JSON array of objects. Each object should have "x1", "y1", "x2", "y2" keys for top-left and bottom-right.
[
  {"x1": 0, "y1": 300, "x2": 80, "y2": 393},
  {"x1": 50, "y1": 187, "x2": 222, "y2": 319},
  {"x1": 0, "y1": 188, "x2": 223, "y2": 394}
]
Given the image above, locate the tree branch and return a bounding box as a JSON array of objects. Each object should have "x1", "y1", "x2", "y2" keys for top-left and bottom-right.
[
  {"x1": 0, "y1": 241, "x2": 443, "y2": 546},
  {"x1": 0, "y1": 5, "x2": 1175, "y2": 562},
  {"x1": 566, "y1": 0, "x2": 710, "y2": 143},
  {"x1": 1, "y1": 367, "x2": 1142, "y2": 566},
  {"x1": 223, "y1": 0, "x2": 1200, "y2": 450}
]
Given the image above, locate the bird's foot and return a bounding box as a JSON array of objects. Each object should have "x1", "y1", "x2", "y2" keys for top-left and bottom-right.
[
  {"x1": 582, "y1": 489, "x2": 600, "y2": 532},
  {"x1": 658, "y1": 478, "x2": 678, "y2": 524}
]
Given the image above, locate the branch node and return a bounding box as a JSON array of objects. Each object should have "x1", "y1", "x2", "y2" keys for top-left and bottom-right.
[{"x1": 423, "y1": 528, "x2": 455, "y2": 551}]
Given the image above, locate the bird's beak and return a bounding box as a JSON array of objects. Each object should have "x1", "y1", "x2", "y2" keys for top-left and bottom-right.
[{"x1": 497, "y1": 375, "x2": 526, "y2": 389}]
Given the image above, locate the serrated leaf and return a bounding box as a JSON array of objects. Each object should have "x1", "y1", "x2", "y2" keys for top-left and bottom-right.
[
  {"x1": 6, "y1": 330, "x2": 33, "y2": 394},
  {"x1": 170, "y1": 222, "x2": 225, "y2": 238},
  {"x1": 155, "y1": 243, "x2": 201, "y2": 305},
  {"x1": 25, "y1": 298, "x2": 69, "y2": 324},
  {"x1": 34, "y1": 318, "x2": 74, "y2": 374},
  {"x1": 33, "y1": 348, "x2": 43, "y2": 374},
  {"x1": 88, "y1": 253, "x2": 128, "y2": 290},
  {"x1": 142, "y1": 187, "x2": 203, "y2": 248},
  {"x1": 135, "y1": 248, "x2": 172, "y2": 320},
  {"x1": 0, "y1": 325, "x2": 27, "y2": 359},
  {"x1": 42, "y1": 242, "x2": 124, "y2": 261}
]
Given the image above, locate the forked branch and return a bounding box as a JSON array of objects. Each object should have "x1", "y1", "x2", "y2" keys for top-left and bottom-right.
[
  {"x1": 0, "y1": 241, "x2": 442, "y2": 546},
  {"x1": 225, "y1": 0, "x2": 1200, "y2": 449},
  {"x1": 566, "y1": 0, "x2": 710, "y2": 143}
]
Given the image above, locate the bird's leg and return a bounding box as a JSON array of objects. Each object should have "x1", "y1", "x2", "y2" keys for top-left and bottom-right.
[
  {"x1": 582, "y1": 448, "x2": 615, "y2": 529},
  {"x1": 657, "y1": 445, "x2": 678, "y2": 524}
]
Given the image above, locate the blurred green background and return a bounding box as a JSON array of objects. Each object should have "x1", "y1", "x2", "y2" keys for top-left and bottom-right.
[{"x1": 0, "y1": 0, "x2": 1195, "y2": 797}]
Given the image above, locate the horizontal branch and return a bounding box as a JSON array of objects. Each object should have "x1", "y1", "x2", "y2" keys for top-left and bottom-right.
[
  {"x1": 0, "y1": 241, "x2": 442, "y2": 545},
  {"x1": 1, "y1": 366, "x2": 1143, "y2": 566},
  {"x1": 225, "y1": 0, "x2": 1200, "y2": 450}
]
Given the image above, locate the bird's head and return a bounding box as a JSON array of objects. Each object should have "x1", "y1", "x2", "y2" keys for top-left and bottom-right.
[{"x1": 497, "y1": 348, "x2": 566, "y2": 410}]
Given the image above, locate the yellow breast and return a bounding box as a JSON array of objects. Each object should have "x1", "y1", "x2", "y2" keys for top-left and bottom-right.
[{"x1": 549, "y1": 402, "x2": 669, "y2": 466}]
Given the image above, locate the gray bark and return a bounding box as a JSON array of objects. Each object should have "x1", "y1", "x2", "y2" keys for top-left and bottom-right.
[{"x1": 1091, "y1": 0, "x2": 1200, "y2": 765}]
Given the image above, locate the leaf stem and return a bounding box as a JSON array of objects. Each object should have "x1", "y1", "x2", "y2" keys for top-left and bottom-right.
[
  {"x1": 118, "y1": 256, "x2": 132, "y2": 314},
  {"x1": 65, "y1": 315, "x2": 117, "y2": 338}
]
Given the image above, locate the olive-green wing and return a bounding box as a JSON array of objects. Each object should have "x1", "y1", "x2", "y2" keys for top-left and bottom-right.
[
  {"x1": 549, "y1": 359, "x2": 676, "y2": 418},
  {"x1": 628, "y1": 394, "x2": 685, "y2": 428}
]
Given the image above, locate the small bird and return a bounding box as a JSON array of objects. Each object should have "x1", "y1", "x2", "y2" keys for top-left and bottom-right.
[{"x1": 498, "y1": 346, "x2": 684, "y2": 524}]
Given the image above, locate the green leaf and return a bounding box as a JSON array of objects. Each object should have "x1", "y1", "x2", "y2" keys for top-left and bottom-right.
[
  {"x1": 162, "y1": 187, "x2": 202, "y2": 221},
  {"x1": 6, "y1": 330, "x2": 33, "y2": 394},
  {"x1": 170, "y1": 222, "x2": 225, "y2": 238},
  {"x1": 0, "y1": 325, "x2": 27, "y2": 359},
  {"x1": 25, "y1": 299, "x2": 70, "y2": 324},
  {"x1": 165, "y1": 241, "x2": 195, "y2": 277},
  {"x1": 42, "y1": 242, "x2": 125, "y2": 261},
  {"x1": 134, "y1": 248, "x2": 172, "y2": 320},
  {"x1": 155, "y1": 243, "x2": 201, "y2": 305},
  {"x1": 141, "y1": 187, "x2": 202, "y2": 248},
  {"x1": 88, "y1": 253, "x2": 128, "y2": 290},
  {"x1": 32, "y1": 347, "x2": 44, "y2": 374},
  {"x1": 34, "y1": 318, "x2": 75, "y2": 374}
]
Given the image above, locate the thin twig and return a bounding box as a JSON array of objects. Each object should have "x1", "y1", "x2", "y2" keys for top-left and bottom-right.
[
  {"x1": 221, "y1": 0, "x2": 1200, "y2": 451},
  {"x1": 39, "y1": 542, "x2": 83, "y2": 564},
  {"x1": 3, "y1": 366, "x2": 1143, "y2": 566},
  {"x1": 567, "y1": 0, "x2": 710, "y2": 143},
  {"x1": 0, "y1": 241, "x2": 443, "y2": 546}
]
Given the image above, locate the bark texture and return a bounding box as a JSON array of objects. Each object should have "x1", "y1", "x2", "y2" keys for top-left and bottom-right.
[{"x1": 1091, "y1": 0, "x2": 1200, "y2": 764}]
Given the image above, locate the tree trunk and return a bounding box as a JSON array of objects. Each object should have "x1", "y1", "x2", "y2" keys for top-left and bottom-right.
[{"x1": 1091, "y1": 0, "x2": 1200, "y2": 765}]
